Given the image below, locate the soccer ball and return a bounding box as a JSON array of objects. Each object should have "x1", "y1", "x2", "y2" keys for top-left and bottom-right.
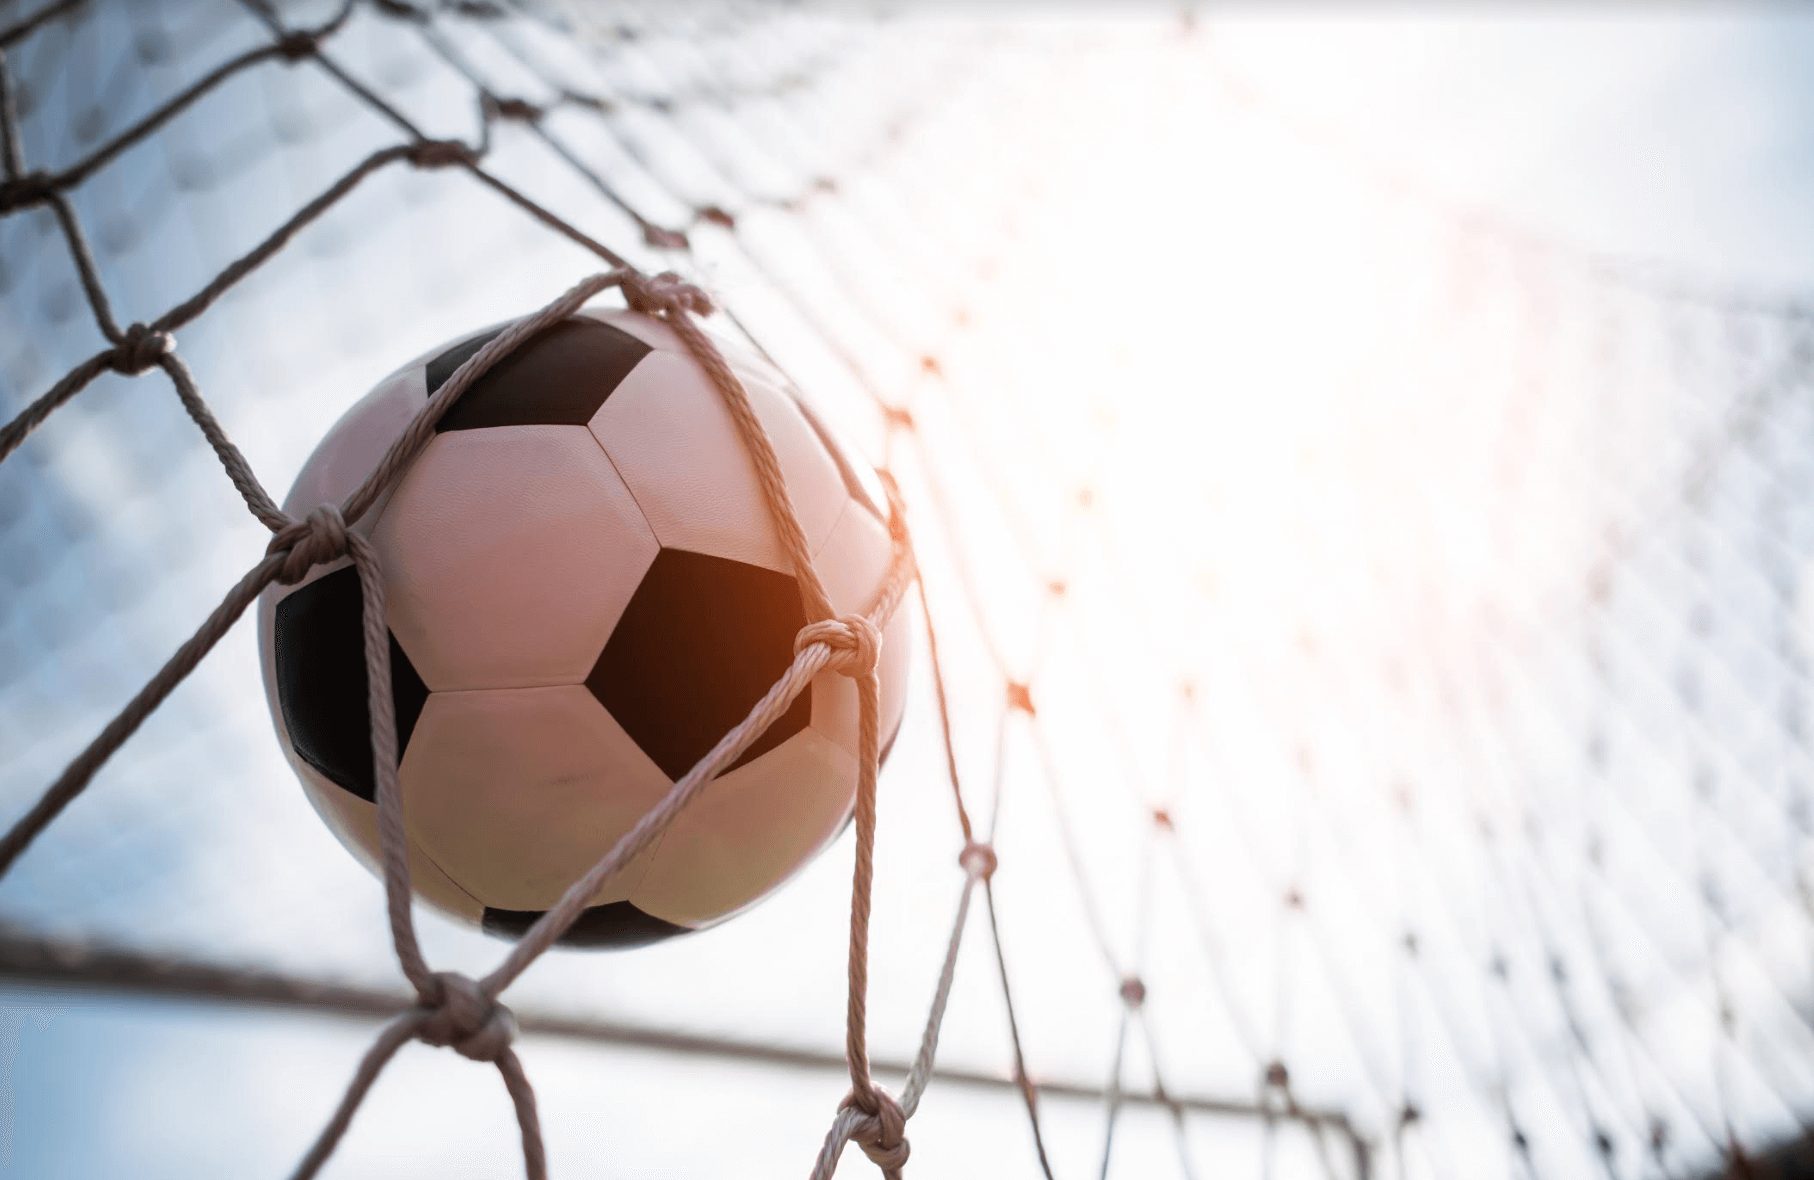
[{"x1": 256, "y1": 308, "x2": 908, "y2": 948}]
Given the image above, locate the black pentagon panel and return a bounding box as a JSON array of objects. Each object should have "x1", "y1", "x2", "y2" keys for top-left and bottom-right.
[
  {"x1": 481, "y1": 901, "x2": 688, "y2": 949},
  {"x1": 272, "y1": 565, "x2": 428, "y2": 802},
  {"x1": 791, "y1": 394, "x2": 884, "y2": 522},
  {"x1": 588, "y1": 548, "x2": 810, "y2": 781},
  {"x1": 427, "y1": 318, "x2": 650, "y2": 432}
]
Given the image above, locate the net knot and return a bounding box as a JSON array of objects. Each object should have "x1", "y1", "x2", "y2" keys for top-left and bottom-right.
[
  {"x1": 1118, "y1": 976, "x2": 1147, "y2": 1007},
  {"x1": 958, "y1": 841, "x2": 997, "y2": 881},
  {"x1": 0, "y1": 170, "x2": 53, "y2": 211},
  {"x1": 485, "y1": 94, "x2": 543, "y2": 123},
  {"x1": 416, "y1": 972, "x2": 517, "y2": 1063},
  {"x1": 621, "y1": 269, "x2": 714, "y2": 319},
  {"x1": 269, "y1": 505, "x2": 351, "y2": 585},
  {"x1": 109, "y1": 324, "x2": 174, "y2": 375},
  {"x1": 405, "y1": 139, "x2": 477, "y2": 169},
  {"x1": 697, "y1": 204, "x2": 736, "y2": 229},
  {"x1": 642, "y1": 224, "x2": 690, "y2": 250},
  {"x1": 796, "y1": 614, "x2": 881, "y2": 679},
  {"x1": 842, "y1": 1085, "x2": 909, "y2": 1173},
  {"x1": 275, "y1": 30, "x2": 319, "y2": 60}
]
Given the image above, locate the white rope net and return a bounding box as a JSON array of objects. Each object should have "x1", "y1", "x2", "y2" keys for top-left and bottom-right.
[{"x1": 3, "y1": 2, "x2": 1813, "y2": 1178}]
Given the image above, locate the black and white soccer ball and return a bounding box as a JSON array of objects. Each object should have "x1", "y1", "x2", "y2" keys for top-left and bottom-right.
[{"x1": 256, "y1": 309, "x2": 908, "y2": 948}]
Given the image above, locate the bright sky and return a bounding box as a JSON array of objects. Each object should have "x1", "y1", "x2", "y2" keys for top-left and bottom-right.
[{"x1": 2, "y1": 3, "x2": 1813, "y2": 1179}]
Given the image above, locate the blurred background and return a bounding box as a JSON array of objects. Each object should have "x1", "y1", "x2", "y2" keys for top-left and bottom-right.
[{"x1": 3, "y1": 2, "x2": 1814, "y2": 1178}]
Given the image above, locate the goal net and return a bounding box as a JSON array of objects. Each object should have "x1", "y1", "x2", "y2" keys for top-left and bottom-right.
[{"x1": 2, "y1": 2, "x2": 1811, "y2": 1178}]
